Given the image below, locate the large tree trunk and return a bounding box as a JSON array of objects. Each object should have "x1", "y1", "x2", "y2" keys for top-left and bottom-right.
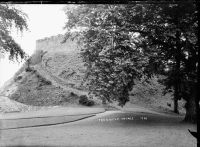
[
  {"x1": 196, "y1": 1, "x2": 200, "y2": 146},
  {"x1": 174, "y1": 85, "x2": 179, "y2": 114},
  {"x1": 173, "y1": 30, "x2": 181, "y2": 114},
  {"x1": 174, "y1": 98, "x2": 179, "y2": 114},
  {"x1": 184, "y1": 93, "x2": 196, "y2": 123}
]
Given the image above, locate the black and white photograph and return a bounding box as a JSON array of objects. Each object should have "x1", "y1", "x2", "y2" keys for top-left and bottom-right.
[{"x1": 0, "y1": 1, "x2": 199, "y2": 147}]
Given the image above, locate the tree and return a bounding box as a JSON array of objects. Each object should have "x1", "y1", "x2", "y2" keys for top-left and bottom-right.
[
  {"x1": 138, "y1": 2, "x2": 198, "y2": 121},
  {"x1": 64, "y1": 4, "x2": 148, "y2": 106},
  {"x1": 0, "y1": 4, "x2": 28, "y2": 61},
  {"x1": 63, "y1": 2, "x2": 198, "y2": 122},
  {"x1": 194, "y1": 0, "x2": 200, "y2": 145}
]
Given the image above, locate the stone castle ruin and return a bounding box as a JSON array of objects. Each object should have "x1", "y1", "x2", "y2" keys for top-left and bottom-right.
[
  {"x1": 27, "y1": 34, "x2": 78, "y2": 67},
  {"x1": 36, "y1": 34, "x2": 78, "y2": 53},
  {"x1": 28, "y1": 34, "x2": 86, "y2": 90}
]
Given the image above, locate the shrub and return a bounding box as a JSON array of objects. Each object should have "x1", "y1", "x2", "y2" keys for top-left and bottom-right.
[
  {"x1": 79, "y1": 95, "x2": 88, "y2": 104},
  {"x1": 43, "y1": 80, "x2": 52, "y2": 85},
  {"x1": 25, "y1": 67, "x2": 33, "y2": 72},
  {"x1": 79, "y1": 95, "x2": 95, "y2": 106},
  {"x1": 70, "y1": 92, "x2": 76, "y2": 96},
  {"x1": 15, "y1": 76, "x2": 22, "y2": 82},
  {"x1": 36, "y1": 74, "x2": 52, "y2": 86}
]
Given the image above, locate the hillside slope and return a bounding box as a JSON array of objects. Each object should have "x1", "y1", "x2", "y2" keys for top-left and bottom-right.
[
  {"x1": 0, "y1": 34, "x2": 185, "y2": 114},
  {"x1": 0, "y1": 35, "x2": 91, "y2": 108}
]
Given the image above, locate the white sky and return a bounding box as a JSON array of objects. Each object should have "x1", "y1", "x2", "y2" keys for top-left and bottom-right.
[{"x1": 0, "y1": 4, "x2": 67, "y2": 87}]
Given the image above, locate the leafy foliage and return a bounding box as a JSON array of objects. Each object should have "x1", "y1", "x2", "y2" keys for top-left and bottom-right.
[
  {"x1": 146, "y1": 3, "x2": 198, "y2": 99},
  {"x1": 64, "y1": 5, "x2": 148, "y2": 106},
  {"x1": 79, "y1": 95, "x2": 94, "y2": 106},
  {"x1": 64, "y1": 3, "x2": 198, "y2": 114},
  {"x1": 0, "y1": 4, "x2": 28, "y2": 61},
  {"x1": 138, "y1": 2, "x2": 198, "y2": 118}
]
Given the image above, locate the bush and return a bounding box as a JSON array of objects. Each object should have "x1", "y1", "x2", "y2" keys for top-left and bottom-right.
[
  {"x1": 70, "y1": 92, "x2": 77, "y2": 96},
  {"x1": 43, "y1": 80, "x2": 52, "y2": 85},
  {"x1": 79, "y1": 95, "x2": 88, "y2": 104},
  {"x1": 25, "y1": 67, "x2": 33, "y2": 72},
  {"x1": 79, "y1": 95, "x2": 95, "y2": 106},
  {"x1": 36, "y1": 74, "x2": 52, "y2": 86},
  {"x1": 15, "y1": 76, "x2": 22, "y2": 82}
]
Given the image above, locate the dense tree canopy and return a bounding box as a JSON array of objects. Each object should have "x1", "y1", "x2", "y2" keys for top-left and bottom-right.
[
  {"x1": 139, "y1": 2, "x2": 198, "y2": 121},
  {"x1": 64, "y1": 5, "x2": 149, "y2": 106},
  {"x1": 127, "y1": 2, "x2": 198, "y2": 121},
  {"x1": 64, "y1": 2, "x2": 198, "y2": 122},
  {"x1": 0, "y1": 4, "x2": 28, "y2": 61}
]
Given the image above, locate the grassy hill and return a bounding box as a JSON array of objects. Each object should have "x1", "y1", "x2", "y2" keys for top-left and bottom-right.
[
  {"x1": 0, "y1": 34, "x2": 101, "y2": 112},
  {"x1": 129, "y1": 75, "x2": 185, "y2": 114},
  {"x1": 0, "y1": 34, "x2": 185, "y2": 114}
]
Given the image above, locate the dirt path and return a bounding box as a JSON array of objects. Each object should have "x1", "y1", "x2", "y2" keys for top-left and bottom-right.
[{"x1": 35, "y1": 63, "x2": 87, "y2": 96}]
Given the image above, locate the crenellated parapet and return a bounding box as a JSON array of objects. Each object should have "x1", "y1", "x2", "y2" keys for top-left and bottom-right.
[{"x1": 36, "y1": 34, "x2": 78, "y2": 53}]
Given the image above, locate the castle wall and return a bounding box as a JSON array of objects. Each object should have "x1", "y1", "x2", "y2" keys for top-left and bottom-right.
[
  {"x1": 36, "y1": 34, "x2": 78, "y2": 53},
  {"x1": 29, "y1": 50, "x2": 46, "y2": 65}
]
